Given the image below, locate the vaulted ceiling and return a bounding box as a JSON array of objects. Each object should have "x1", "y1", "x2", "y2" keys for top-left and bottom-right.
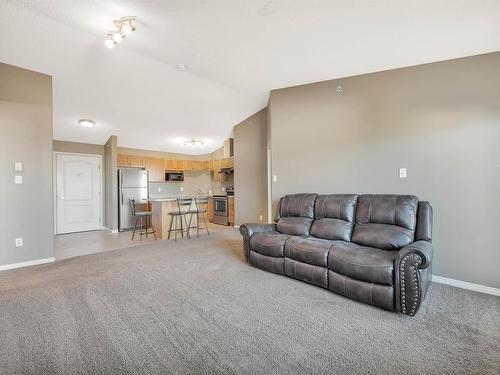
[{"x1": 1, "y1": 1, "x2": 500, "y2": 154}]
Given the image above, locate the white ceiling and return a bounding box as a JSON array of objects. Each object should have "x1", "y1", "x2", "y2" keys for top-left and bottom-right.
[{"x1": 2, "y1": 1, "x2": 500, "y2": 154}]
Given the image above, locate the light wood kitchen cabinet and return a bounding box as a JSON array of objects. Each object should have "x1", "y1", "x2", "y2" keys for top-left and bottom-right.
[
  {"x1": 117, "y1": 154, "x2": 145, "y2": 168},
  {"x1": 228, "y1": 196, "x2": 234, "y2": 225},
  {"x1": 184, "y1": 160, "x2": 193, "y2": 171},
  {"x1": 164, "y1": 159, "x2": 186, "y2": 171},
  {"x1": 212, "y1": 159, "x2": 222, "y2": 181},
  {"x1": 164, "y1": 159, "x2": 174, "y2": 170},
  {"x1": 129, "y1": 155, "x2": 145, "y2": 167},
  {"x1": 191, "y1": 160, "x2": 203, "y2": 171},
  {"x1": 203, "y1": 160, "x2": 213, "y2": 170},
  {"x1": 175, "y1": 159, "x2": 185, "y2": 170},
  {"x1": 228, "y1": 157, "x2": 234, "y2": 168},
  {"x1": 207, "y1": 197, "x2": 214, "y2": 221},
  {"x1": 117, "y1": 154, "x2": 129, "y2": 166},
  {"x1": 145, "y1": 158, "x2": 164, "y2": 181},
  {"x1": 220, "y1": 158, "x2": 229, "y2": 168}
]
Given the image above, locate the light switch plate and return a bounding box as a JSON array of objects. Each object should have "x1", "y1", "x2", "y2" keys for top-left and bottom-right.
[
  {"x1": 15, "y1": 175, "x2": 23, "y2": 184},
  {"x1": 180, "y1": 186, "x2": 184, "y2": 192},
  {"x1": 15, "y1": 238, "x2": 23, "y2": 247},
  {"x1": 399, "y1": 168, "x2": 407, "y2": 178},
  {"x1": 14, "y1": 162, "x2": 23, "y2": 171},
  {"x1": 157, "y1": 187, "x2": 162, "y2": 192},
  {"x1": 222, "y1": 186, "x2": 225, "y2": 192},
  {"x1": 259, "y1": 215, "x2": 263, "y2": 221}
]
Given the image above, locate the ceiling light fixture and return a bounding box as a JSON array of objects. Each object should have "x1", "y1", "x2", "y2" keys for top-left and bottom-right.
[
  {"x1": 181, "y1": 140, "x2": 205, "y2": 148},
  {"x1": 79, "y1": 119, "x2": 96, "y2": 128},
  {"x1": 105, "y1": 16, "x2": 137, "y2": 49},
  {"x1": 104, "y1": 37, "x2": 115, "y2": 49}
]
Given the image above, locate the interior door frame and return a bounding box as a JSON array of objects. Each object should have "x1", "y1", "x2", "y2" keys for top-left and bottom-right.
[{"x1": 53, "y1": 152, "x2": 104, "y2": 235}]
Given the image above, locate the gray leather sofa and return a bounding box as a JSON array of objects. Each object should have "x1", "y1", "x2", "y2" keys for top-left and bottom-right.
[{"x1": 240, "y1": 194, "x2": 433, "y2": 316}]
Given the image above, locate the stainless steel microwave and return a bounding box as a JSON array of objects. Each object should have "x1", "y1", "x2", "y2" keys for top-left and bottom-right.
[{"x1": 165, "y1": 171, "x2": 184, "y2": 182}]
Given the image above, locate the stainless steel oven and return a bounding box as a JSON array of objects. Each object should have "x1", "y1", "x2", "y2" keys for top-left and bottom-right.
[{"x1": 213, "y1": 195, "x2": 229, "y2": 225}]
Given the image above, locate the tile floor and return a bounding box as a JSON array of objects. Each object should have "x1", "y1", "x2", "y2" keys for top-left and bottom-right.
[{"x1": 55, "y1": 223, "x2": 232, "y2": 260}]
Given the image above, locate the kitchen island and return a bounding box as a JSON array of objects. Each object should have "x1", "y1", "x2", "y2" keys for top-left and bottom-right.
[{"x1": 151, "y1": 195, "x2": 210, "y2": 239}]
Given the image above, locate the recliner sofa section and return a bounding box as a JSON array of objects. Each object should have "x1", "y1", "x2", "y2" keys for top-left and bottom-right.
[{"x1": 240, "y1": 193, "x2": 433, "y2": 316}]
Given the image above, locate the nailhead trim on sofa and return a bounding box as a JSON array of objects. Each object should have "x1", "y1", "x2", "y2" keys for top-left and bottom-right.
[{"x1": 400, "y1": 253, "x2": 423, "y2": 316}]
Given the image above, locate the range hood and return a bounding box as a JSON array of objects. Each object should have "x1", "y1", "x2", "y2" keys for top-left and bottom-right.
[{"x1": 219, "y1": 167, "x2": 234, "y2": 174}]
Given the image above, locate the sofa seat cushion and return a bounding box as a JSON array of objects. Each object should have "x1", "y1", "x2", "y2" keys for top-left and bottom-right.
[
  {"x1": 285, "y1": 236, "x2": 334, "y2": 267},
  {"x1": 285, "y1": 258, "x2": 328, "y2": 288},
  {"x1": 328, "y1": 242, "x2": 398, "y2": 286},
  {"x1": 250, "y1": 232, "x2": 291, "y2": 257},
  {"x1": 250, "y1": 250, "x2": 285, "y2": 275},
  {"x1": 328, "y1": 270, "x2": 395, "y2": 311}
]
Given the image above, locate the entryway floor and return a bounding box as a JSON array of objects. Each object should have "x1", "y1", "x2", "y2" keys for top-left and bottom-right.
[{"x1": 54, "y1": 223, "x2": 231, "y2": 260}]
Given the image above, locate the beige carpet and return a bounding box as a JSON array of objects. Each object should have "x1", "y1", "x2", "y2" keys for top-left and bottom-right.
[{"x1": 1, "y1": 229, "x2": 499, "y2": 374}]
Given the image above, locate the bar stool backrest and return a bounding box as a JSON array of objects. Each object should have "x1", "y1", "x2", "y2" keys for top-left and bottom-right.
[
  {"x1": 177, "y1": 197, "x2": 193, "y2": 214},
  {"x1": 195, "y1": 196, "x2": 209, "y2": 211},
  {"x1": 129, "y1": 199, "x2": 137, "y2": 216},
  {"x1": 129, "y1": 199, "x2": 149, "y2": 215}
]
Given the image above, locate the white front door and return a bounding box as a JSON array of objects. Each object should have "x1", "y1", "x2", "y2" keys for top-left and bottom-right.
[{"x1": 56, "y1": 153, "x2": 102, "y2": 234}]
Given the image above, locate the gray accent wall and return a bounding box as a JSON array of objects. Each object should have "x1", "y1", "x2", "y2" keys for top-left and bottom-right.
[
  {"x1": 234, "y1": 109, "x2": 268, "y2": 225},
  {"x1": 0, "y1": 63, "x2": 54, "y2": 265},
  {"x1": 105, "y1": 136, "x2": 118, "y2": 231},
  {"x1": 268, "y1": 51, "x2": 500, "y2": 289}
]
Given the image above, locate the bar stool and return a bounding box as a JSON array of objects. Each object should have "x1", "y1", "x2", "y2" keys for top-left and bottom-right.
[
  {"x1": 129, "y1": 199, "x2": 157, "y2": 241},
  {"x1": 187, "y1": 196, "x2": 210, "y2": 237},
  {"x1": 167, "y1": 197, "x2": 193, "y2": 240}
]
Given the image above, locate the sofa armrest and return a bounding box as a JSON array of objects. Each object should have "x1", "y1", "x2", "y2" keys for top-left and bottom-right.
[
  {"x1": 239, "y1": 223, "x2": 276, "y2": 262},
  {"x1": 395, "y1": 240, "x2": 434, "y2": 316}
]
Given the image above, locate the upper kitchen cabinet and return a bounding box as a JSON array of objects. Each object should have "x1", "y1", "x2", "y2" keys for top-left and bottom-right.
[
  {"x1": 175, "y1": 159, "x2": 185, "y2": 170},
  {"x1": 191, "y1": 160, "x2": 203, "y2": 171},
  {"x1": 212, "y1": 159, "x2": 222, "y2": 181},
  {"x1": 117, "y1": 154, "x2": 129, "y2": 166},
  {"x1": 145, "y1": 158, "x2": 164, "y2": 181},
  {"x1": 164, "y1": 159, "x2": 185, "y2": 171},
  {"x1": 117, "y1": 154, "x2": 145, "y2": 168},
  {"x1": 203, "y1": 160, "x2": 213, "y2": 170},
  {"x1": 220, "y1": 157, "x2": 234, "y2": 168}
]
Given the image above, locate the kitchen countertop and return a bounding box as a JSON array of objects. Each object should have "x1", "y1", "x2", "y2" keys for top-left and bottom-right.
[{"x1": 150, "y1": 194, "x2": 210, "y2": 202}]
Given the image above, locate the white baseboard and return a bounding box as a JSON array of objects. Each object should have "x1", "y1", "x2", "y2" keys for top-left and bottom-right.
[
  {"x1": 0, "y1": 257, "x2": 55, "y2": 272},
  {"x1": 233, "y1": 225, "x2": 240, "y2": 229},
  {"x1": 432, "y1": 275, "x2": 500, "y2": 297},
  {"x1": 104, "y1": 227, "x2": 119, "y2": 234}
]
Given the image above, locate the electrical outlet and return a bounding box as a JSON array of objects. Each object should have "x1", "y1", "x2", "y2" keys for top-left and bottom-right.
[
  {"x1": 259, "y1": 215, "x2": 263, "y2": 221},
  {"x1": 14, "y1": 162, "x2": 23, "y2": 171},
  {"x1": 222, "y1": 186, "x2": 225, "y2": 192},
  {"x1": 15, "y1": 175, "x2": 23, "y2": 184},
  {"x1": 180, "y1": 186, "x2": 184, "y2": 192},
  {"x1": 273, "y1": 175, "x2": 277, "y2": 182},
  {"x1": 399, "y1": 168, "x2": 407, "y2": 179},
  {"x1": 157, "y1": 187, "x2": 162, "y2": 192},
  {"x1": 15, "y1": 238, "x2": 23, "y2": 247}
]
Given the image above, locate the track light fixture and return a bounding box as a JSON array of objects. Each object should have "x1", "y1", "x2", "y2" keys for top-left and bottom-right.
[{"x1": 105, "y1": 16, "x2": 137, "y2": 49}]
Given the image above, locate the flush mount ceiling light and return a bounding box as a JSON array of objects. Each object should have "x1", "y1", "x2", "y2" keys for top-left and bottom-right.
[
  {"x1": 181, "y1": 140, "x2": 205, "y2": 148},
  {"x1": 105, "y1": 16, "x2": 137, "y2": 49},
  {"x1": 79, "y1": 119, "x2": 96, "y2": 128}
]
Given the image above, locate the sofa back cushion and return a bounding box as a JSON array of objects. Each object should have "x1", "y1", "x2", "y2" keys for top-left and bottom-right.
[
  {"x1": 352, "y1": 194, "x2": 418, "y2": 250},
  {"x1": 276, "y1": 193, "x2": 317, "y2": 236},
  {"x1": 310, "y1": 194, "x2": 358, "y2": 241}
]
